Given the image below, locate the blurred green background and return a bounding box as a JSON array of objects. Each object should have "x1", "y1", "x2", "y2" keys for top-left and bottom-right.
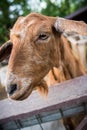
[{"x1": 0, "y1": 0, "x2": 87, "y2": 44}]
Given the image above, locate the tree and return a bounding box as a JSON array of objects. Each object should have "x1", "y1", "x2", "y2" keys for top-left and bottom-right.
[
  {"x1": 41, "y1": 0, "x2": 87, "y2": 17},
  {"x1": 0, "y1": 0, "x2": 87, "y2": 44},
  {"x1": 0, "y1": 0, "x2": 31, "y2": 44}
]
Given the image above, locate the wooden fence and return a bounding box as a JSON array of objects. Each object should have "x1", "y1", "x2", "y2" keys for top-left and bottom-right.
[{"x1": 0, "y1": 75, "x2": 87, "y2": 130}]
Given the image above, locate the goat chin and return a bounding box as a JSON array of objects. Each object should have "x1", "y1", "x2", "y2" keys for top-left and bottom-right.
[{"x1": 7, "y1": 79, "x2": 48, "y2": 101}]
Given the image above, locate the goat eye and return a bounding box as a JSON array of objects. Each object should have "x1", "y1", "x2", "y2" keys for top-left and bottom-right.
[{"x1": 38, "y1": 33, "x2": 49, "y2": 40}]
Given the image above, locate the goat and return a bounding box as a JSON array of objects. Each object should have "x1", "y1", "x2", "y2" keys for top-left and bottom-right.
[
  {"x1": 0, "y1": 13, "x2": 87, "y2": 129},
  {"x1": 0, "y1": 13, "x2": 87, "y2": 100}
]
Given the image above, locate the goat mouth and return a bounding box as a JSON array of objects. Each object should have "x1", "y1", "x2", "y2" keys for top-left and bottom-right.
[
  {"x1": 16, "y1": 89, "x2": 32, "y2": 100},
  {"x1": 9, "y1": 85, "x2": 33, "y2": 101}
]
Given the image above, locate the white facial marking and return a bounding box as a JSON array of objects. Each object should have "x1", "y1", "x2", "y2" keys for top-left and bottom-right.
[
  {"x1": 19, "y1": 17, "x2": 26, "y2": 24},
  {"x1": 10, "y1": 19, "x2": 35, "y2": 39},
  {"x1": 27, "y1": 19, "x2": 35, "y2": 28}
]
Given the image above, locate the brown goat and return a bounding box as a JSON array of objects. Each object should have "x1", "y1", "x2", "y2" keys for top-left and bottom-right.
[
  {"x1": 0, "y1": 13, "x2": 87, "y2": 100},
  {"x1": 0, "y1": 13, "x2": 87, "y2": 129},
  {"x1": 0, "y1": 14, "x2": 87, "y2": 100}
]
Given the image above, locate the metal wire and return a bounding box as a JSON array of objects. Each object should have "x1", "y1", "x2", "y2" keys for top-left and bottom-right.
[
  {"x1": 36, "y1": 114, "x2": 44, "y2": 130},
  {"x1": 59, "y1": 109, "x2": 70, "y2": 130},
  {"x1": 82, "y1": 102, "x2": 87, "y2": 115},
  {"x1": 15, "y1": 120, "x2": 23, "y2": 130}
]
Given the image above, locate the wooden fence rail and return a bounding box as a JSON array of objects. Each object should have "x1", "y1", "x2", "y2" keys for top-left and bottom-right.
[{"x1": 0, "y1": 75, "x2": 87, "y2": 129}]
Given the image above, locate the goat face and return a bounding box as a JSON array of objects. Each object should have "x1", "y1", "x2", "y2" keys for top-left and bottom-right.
[
  {"x1": 0, "y1": 13, "x2": 87, "y2": 100},
  {"x1": 5, "y1": 13, "x2": 57, "y2": 100}
]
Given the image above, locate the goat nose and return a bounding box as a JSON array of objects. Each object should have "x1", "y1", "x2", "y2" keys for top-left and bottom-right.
[{"x1": 7, "y1": 84, "x2": 17, "y2": 95}]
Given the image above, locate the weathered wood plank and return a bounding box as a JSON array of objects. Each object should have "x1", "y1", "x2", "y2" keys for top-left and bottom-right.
[
  {"x1": 76, "y1": 115, "x2": 87, "y2": 130},
  {"x1": 0, "y1": 76, "x2": 87, "y2": 123}
]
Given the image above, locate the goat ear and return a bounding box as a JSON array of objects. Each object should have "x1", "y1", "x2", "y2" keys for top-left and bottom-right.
[
  {"x1": 54, "y1": 17, "x2": 87, "y2": 35},
  {"x1": 0, "y1": 41, "x2": 13, "y2": 62}
]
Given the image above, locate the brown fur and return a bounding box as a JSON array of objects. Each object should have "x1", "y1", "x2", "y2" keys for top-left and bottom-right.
[
  {"x1": 45, "y1": 35, "x2": 86, "y2": 87},
  {"x1": 0, "y1": 13, "x2": 87, "y2": 99},
  {"x1": 0, "y1": 13, "x2": 87, "y2": 129}
]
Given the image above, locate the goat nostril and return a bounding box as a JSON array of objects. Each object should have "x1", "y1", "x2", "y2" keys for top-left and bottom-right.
[{"x1": 7, "y1": 84, "x2": 17, "y2": 95}]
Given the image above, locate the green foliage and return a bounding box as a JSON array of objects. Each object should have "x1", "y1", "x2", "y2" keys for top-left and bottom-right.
[
  {"x1": 0, "y1": 0, "x2": 31, "y2": 44},
  {"x1": 41, "y1": 0, "x2": 87, "y2": 17},
  {"x1": 0, "y1": 0, "x2": 87, "y2": 44},
  {"x1": 41, "y1": 0, "x2": 59, "y2": 16}
]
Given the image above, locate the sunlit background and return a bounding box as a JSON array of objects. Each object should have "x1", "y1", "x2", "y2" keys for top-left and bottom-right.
[{"x1": 0, "y1": 0, "x2": 87, "y2": 43}]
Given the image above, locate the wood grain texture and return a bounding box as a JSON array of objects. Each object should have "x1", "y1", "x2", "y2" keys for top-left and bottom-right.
[{"x1": 0, "y1": 76, "x2": 87, "y2": 123}]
